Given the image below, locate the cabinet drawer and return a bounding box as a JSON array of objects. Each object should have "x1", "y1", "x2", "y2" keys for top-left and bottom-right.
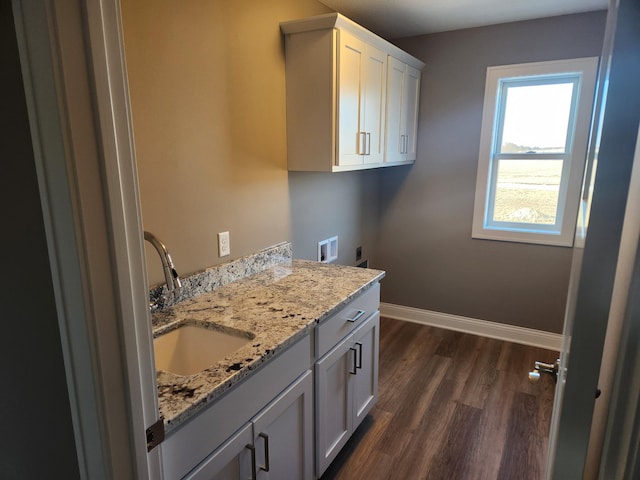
[
  {"x1": 316, "y1": 283, "x2": 379, "y2": 358},
  {"x1": 184, "y1": 422, "x2": 253, "y2": 480}
]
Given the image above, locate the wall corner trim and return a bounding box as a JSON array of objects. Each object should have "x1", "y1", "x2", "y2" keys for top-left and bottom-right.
[{"x1": 380, "y1": 303, "x2": 562, "y2": 351}]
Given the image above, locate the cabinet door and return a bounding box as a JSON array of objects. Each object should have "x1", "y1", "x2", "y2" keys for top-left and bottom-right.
[
  {"x1": 337, "y1": 31, "x2": 366, "y2": 167},
  {"x1": 385, "y1": 57, "x2": 421, "y2": 164},
  {"x1": 185, "y1": 423, "x2": 253, "y2": 480},
  {"x1": 352, "y1": 312, "x2": 380, "y2": 429},
  {"x1": 252, "y1": 371, "x2": 314, "y2": 480},
  {"x1": 337, "y1": 31, "x2": 387, "y2": 167},
  {"x1": 362, "y1": 45, "x2": 387, "y2": 165},
  {"x1": 404, "y1": 65, "x2": 421, "y2": 161},
  {"x1": 385, "y1": 56, "x2": 407, "y2": 163},
  {"x1": 315, "y1": 334, "x2": 355, "y2": 475}
]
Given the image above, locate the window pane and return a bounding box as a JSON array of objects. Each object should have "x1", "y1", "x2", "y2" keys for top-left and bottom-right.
[
  {"x1": 500, "y1": 82, "x2": 574, "y2": 154},
  {"x1": 492, "y1": 159, "x2": 563, "y2": 225}
]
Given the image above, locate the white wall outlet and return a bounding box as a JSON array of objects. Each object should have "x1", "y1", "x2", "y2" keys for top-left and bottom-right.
[
  {"x1": 317, "y1": 236, "x2": 338, "y2": 263},
  {"x1": 218, "y1": 231, "x2": 230, "y2": 257}
]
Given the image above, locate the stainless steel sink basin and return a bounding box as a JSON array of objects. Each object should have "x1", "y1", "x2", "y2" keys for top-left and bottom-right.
[{"x1": 154, "y1": 324, "x2": 253, "y2": 376}]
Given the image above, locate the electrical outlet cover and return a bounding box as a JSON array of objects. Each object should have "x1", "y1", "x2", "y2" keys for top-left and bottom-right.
[
  {"x1": 218, "y1": 231, "x2": 230, "y2": 257},
  {"x1": 318, "y1": 236, "x2": 338, "y2": 263}
]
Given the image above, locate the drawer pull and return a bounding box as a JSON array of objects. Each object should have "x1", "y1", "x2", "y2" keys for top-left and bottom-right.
[
  {"x1": 346, "y1": 310, "x2": 366, "y2": 323},
  {"x1": 259, "y1": 433, "x2": 270, "y2": 472},
  {"x1": 349, "y1": 347, "x2": 358, "y2": 375},
  {"x1": 245, "y1": 444, "x2": 257, "y2": 480}
]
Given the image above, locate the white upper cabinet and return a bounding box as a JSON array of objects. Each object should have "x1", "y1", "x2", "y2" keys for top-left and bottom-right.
[
  {"x1": 386, "y1": 56, "x2": 421, "y2": 164},
  {"x1": 281, "y1": 13, "x2": 425, "y2": 172}
]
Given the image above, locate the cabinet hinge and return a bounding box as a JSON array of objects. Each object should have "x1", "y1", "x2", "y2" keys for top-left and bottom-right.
[{"x1": 146, "y1": 417, "x2": 165, "y2": 452}]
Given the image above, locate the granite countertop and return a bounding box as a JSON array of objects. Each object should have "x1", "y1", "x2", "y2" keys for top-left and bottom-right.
[{"x1": 152, "y1": 258, "x2": 384, "y2": 432}]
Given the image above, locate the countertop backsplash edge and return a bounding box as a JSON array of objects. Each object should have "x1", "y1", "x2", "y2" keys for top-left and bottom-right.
[{"x1": 149, "y1": 241, "x2": 292, "y2": 310}]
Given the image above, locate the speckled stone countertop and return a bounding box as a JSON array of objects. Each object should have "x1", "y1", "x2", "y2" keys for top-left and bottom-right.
[{"x1": 152, "y1": 246, "x2": 384, "y2": 433}]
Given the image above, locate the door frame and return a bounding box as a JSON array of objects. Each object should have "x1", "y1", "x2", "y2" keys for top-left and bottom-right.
[
  {"x1": 597, "y1": 123, "x2": 640, "y2": 478},
  {"x1": 13, "y1": 0, "x2": 160, "y2": 478},
  {"x1": 548, "y1": 0, "x2": 640, "y2": 476}
]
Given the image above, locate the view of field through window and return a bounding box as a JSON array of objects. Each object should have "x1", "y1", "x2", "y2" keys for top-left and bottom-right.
[
  {"x1": 491, "y1": 82, "x2": 573, "y2": 225},
  {"x1": 493, "y1": 159, "x2": 562, "y2": 224}
]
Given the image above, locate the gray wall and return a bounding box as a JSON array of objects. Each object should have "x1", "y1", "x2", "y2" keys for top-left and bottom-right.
[
  {"x1": 378, "y1": 11, "x2": 607, "y2": 333},
  {"x1": 1, "y1": 4, "x2": 80, "y2": 478},
  {"x1": 290, "y1": 169, "x2": 380, "y2": 266}
]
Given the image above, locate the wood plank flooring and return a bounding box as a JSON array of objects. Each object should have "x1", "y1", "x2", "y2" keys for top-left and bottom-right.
[{"x1": 320, "y1": 317, "x2": 558, "y2": 480}]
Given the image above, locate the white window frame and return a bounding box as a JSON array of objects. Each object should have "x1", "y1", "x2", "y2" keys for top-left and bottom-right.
[{"x1": 472, "y1": 57, "x2": 599, "y2": 247}]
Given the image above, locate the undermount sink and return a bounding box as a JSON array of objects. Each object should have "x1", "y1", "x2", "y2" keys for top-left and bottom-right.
[{"x1": 154, "y1": 324, "x2": 254, "y2": 376}]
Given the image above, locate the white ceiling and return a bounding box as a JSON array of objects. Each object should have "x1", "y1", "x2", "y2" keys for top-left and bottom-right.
[{"x1": 318, "y1": 0, "x2": 608, "y2": 38}]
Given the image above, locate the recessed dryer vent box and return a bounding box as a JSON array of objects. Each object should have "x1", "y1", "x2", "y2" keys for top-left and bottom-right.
[{"x1": 318, "y1": 236, "x2": 338, "y2": 263}]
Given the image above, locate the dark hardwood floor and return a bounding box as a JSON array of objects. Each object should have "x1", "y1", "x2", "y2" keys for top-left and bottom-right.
[{"x1": 320, "y1": 317, "x2": 558, "y2": 480}]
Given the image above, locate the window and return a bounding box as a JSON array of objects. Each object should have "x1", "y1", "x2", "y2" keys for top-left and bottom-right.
[{"x1": 472, "y1": 58, "x2": 599, "y2": 246}]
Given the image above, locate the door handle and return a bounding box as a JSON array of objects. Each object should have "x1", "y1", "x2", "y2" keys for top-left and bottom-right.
[
  {"x1": 349, "y1": 347, "x2": 358, "y2": 374},
  {"x1": 245, "y1": 444, "x2": 257, "y2": 480},
  {"x1": 358, "y1": 132, "x2": 367, "y2": 155},
  {"x1": 355, "y1": 342, "x2": 363, "y2": 369},
  {"x1": 528, "y1": 359, "x2": 560, "y2": 383},
  {"x1": 258, "y1": 432, "x2": 270, "y2": 472},
  {"x1": 366, "y1": 132, "x2": 371, "y2": 155}
]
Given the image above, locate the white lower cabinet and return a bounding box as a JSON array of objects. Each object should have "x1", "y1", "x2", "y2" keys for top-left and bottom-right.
[
  {"x1": 161, "y1": 286, "x2": 381, "y2": 480},
  {"x1": 315, "y1": 312, "x2": 380, "y2": 476},
  {"x1": 251, "y1": 370, "x2": 314, "y2": 479},
  {"x1": 186, "y1": 370, "x2": 314, "y2": 480}
]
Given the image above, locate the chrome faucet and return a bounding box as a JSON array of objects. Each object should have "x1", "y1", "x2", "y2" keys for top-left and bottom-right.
[{"x1": 144, "y1": 231, "x2": 182, "y2": 290}]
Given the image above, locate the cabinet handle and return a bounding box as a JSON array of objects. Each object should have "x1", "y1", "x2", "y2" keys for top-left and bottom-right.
[
  {"x1": 358, "y1": 132, "x2": 367, "y2": 155},
  {"x1": 346, "y1": 310, "x2": 365, "y2": 323},
  {"x1": 258, "y1": 433, "x2": 270, "y2": 472},
  {"x1": 355, "y1": 342, "x2": 363, "y2": 369},
  {"x1": 404, "y1": 134, "x2": 409, "y2": 154},
  {"x1": 366, "y1": 132, "x2": 371, "y2": 155},
  {"x1": 245, "y1": 444, "x2": 257, "y2": 480},
  {"x1": 400, "y1": 134, "x2": 406, "y2": 154},
  {"x1": 349, "y1": 347, "x2": 358, "y2": 375}
]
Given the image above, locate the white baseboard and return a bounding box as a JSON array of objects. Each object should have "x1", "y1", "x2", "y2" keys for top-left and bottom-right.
[{"x1": 380, "y1": 303, "x2": 562, "y2": 351}]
